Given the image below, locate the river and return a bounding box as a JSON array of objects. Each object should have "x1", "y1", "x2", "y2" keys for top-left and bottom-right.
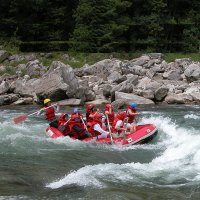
[{"x1": 0, "y1": 105, "x2": 200, "y2": 199}]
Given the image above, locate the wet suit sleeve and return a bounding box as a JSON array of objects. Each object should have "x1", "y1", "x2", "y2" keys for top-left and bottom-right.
[{"x1": 94, "y1": 124, "x2": 109, "y2": 135}]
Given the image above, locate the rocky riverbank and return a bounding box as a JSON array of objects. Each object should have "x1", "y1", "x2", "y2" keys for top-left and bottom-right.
[{"x1": 0, "y1": 50, "x2": 200, "y2": 108}]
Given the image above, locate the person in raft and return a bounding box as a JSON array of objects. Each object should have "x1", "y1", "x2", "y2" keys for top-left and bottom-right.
[
  {"x1": 37, "y1": 98, "x2": 60, "y2": 128},
  {"x1": 126, "y1": 102, "x2": 140, "y2": 133},
  {"x1": 104, "y1": 103, "x2": 115, "y2": 130},
  {"x1": 88, "y1": 113, "x2": 109, "y2": 139},
  {"x1": 88, "y1": 112, "x2": 109, "y2": 139},
  {"x1": 58, "y1": 113, "x2": 70, "y2": 136},
  {"x1": 86, "y1": 104, "x2": 98, "y2": 122},
  {"x1": 69, "y1": 108, "x2": 91, "y2": 139},
  {"x1": 112, "y1": 111, "x2": 127, "y2": 135}
]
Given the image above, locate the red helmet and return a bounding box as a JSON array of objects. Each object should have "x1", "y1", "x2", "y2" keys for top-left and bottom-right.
[
  {"x1": 117, "y1": 112, "x2": 126, "y2": 120},
  {"x1": 105, "y1": 103, "x2": 112, "y2": 110},
  {"x1": 87, "y1": 104, "x2": 95, "y2": 110},
  {"x1": 86, "y1": 104, "x2": 95, "y2": 112}
]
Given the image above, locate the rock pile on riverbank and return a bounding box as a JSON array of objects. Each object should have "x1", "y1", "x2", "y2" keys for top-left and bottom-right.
[{"x1": 0, "y1": 50, "x2": 200, "y2": 108}]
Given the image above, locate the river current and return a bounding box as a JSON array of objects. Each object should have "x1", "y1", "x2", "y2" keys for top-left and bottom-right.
[{"x1": 0, "y1": 105, "x2": 200, "y2": 200}]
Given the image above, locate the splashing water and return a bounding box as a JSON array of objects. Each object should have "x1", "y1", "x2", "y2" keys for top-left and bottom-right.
[
  {"x1": 1, "y1": 105, "x2": 200, "y2": 199},
  {"x1": 46, "y1": 114, "x2": 200, "y2": 189}
]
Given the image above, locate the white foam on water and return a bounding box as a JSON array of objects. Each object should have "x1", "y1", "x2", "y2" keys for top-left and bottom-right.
[
  {"x1": 0, "y1": 196, "x2": 28, "y2": 200},
  {"x1": 0, "y1": 118, "x2": 99, "y2": 153},
  {"x1": 46, "y1": 115, "x2": 200, "y2": 189},
  {"x1": 46, "y1": 164, "x2": 105, "y2": 189},
  {"x1": 2, "y1": 111, "x2": 200, "y2": 189},
  {"x1": 184, "y1": 114, "x2": 200, "y2": 119}
]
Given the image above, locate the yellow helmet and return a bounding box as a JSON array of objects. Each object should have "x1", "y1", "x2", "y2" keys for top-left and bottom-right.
[{"x1": 44, "y1": 98, "x2": 51, "y2": 105}]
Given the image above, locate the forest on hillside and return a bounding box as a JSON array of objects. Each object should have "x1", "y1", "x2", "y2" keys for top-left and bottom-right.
[{"x1": 0, "y1": 0, "x2": 199, "y2": 52}]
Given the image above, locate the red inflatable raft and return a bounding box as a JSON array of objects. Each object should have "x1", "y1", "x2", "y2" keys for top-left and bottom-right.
[{"x1": 46, "y1": 124, "x2": 158, "y2": 146}]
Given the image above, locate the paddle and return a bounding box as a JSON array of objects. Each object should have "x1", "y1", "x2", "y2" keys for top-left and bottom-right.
[
  {"x1": 105, "y1": 114, "x2": 114, "y2": 144},
  {"x1": 57, "y1": 118, "x2": 71, "y2": 133},
  {"x1": 123, "y1": 117, "x2": 129, "y2": 142},
  {"x1": 13, "y1": 104, "x2": 58, "y2": 124},
  {"x1": 80, "y1": 116, "x2": 88, "y2": 132},
  {"x1": 80, "y1": 116, "x2": 94, "y2": 138}
]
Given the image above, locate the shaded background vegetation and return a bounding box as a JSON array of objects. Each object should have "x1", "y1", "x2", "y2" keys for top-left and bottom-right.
[{"x1": 0, "y1": 0, "x2": 199, "y2": 53}]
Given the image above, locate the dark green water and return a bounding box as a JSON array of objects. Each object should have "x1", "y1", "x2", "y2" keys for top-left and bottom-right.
[{"x1": 0, "y1": 105, "x2": 200, "y2": 199}]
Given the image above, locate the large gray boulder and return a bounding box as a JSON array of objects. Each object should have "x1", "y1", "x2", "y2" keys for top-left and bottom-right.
[
  {"x1": 34, "y1": 61, "x2": 79, "y2": 101},
  {"x1": 0, "y1": 81, "x2": 10, "y2": 94},
  {"x1": 8, "y1": 53, "x2": 36, "y2": 62},
  {"x1": 175, "y1": 58, "x2": 192, "y2": 71},
  {"x1": 137, "y1": 77, "x2": 162, "y2": 92},
  {"x1": 75, "y1": 59, "x2": 122, "y2": 78},
  {"x1": 178, "y1": 93, "x2": 193, "y2": 103},
  {"x1": 0, "y1": 94, "x2": 20, "y2": 106},
  {"x1": 58, "y1": 99, "x2": 83, "y2": 106},
  {"x1": 85, "y1": 99, "x2": 109, "y2": 105},
  {"x1": 130, "y1": 55, "x2": 150, "y2": 66},
  {"x1": 12, "y1": 61, "x2": 84, "y2": 102},
  {"x1": 185, "y1": 86, "x2": 200, "y2": 95},
  {"x1": 12, "y1": 97, "x2": 33, "y2": 105},
  {"x1": 184, "y1": 64, "x2": 200, "y2": 82},
  {"x1": 102, "y1": 84, "x2": 113, "y2": 97},
  {"x1": 108, "y1": 72, "x2": 127, "y2": 84},
  {"x1": 146, "y1": 53, "x2": 164, "y2": 60},
  {"x1": 146, "y1": 59, "x2": 161, "y2": 69},
  {"x1": 131, "y1": 65, "x2": 147, "y2": 76},
  {"x1": 8, "y1": 54, "x2": 25, "y2": 62},
  {"x1": 24, "y1": 60, "x2": 46, "y2": 78},
  {"x1": 141, "y1": 89, "x2": 154, "y2": 100},
  {"x1": 11, "y1": 78, "x2": 39, "y2": 99},
  {"x1": 163, "y1": 69, "x2": 182, "y2": 80},
  {"x1": 115, "y1": 91, "x2": 154, "y2": 105},
  {"x1": 190, "y1": 92, "x2": 200, "y2": 102},
  {"x1": 154, "y1": 86, "x2": 169, "y2": 101},
  {"x1": 111, "y1": 99, "x2": 133, "y2": 109},
  {"x1": 164, "y1": 93, "x2": 184, "y2": 104},
  {"x1": 0, "y1": 50, "x2": 10, "y2": 63},
  {"x1": 111, "y1": 75, "x2": 138, "y2": 101}
]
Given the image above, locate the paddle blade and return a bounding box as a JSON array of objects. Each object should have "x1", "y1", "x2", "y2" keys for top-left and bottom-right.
[{"x1": 13, "y1": 115, "x2": 28, "y2": 124}]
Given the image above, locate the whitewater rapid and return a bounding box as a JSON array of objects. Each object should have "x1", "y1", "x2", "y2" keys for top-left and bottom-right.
[
  {"x1": 46, "y1": 114, "x2": 200, "y2": 189},
  {"x1": 1, "y1": 105, "x2": 200, "y2": 197}
]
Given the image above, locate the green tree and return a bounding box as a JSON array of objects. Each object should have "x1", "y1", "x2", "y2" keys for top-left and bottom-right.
[
  {"x1": 182, "y1": 0, "x2": 200, "y2": 52},
  {"x1": 128, "y1": 0, "x2": 167, "y2": 52},
  {"x1": 0, "y1": 0, "x2": 78, "y2": 51},
  {"x1": 0, "y1": 0, "x2": 17, "y2": 38},
  {"x1": 111, "y1": 0, "x2": 132, "y2": 51},
  {"x1": 69, "y1": 0, "x2": 132, "y2": 52}
]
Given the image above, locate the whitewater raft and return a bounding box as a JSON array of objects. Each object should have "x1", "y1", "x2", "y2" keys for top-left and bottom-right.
[{"x1": 46, "y1": 124, "x2": 158, "y2": 146}]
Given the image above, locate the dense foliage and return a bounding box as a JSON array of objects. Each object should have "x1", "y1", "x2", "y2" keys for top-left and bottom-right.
[{"x1": 0, "y1": 0, "x2": 199, "y2": 52}]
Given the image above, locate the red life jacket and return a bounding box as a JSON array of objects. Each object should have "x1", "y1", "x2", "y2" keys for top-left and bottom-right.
[
  {"x1": 45, "y1": 107, "x2": 56, "y2": 121},
  {"x1": 71, "y1": 112, "x2": 83, "y2": 121},
  {"x1": 86, "y1": 111, "x2": 95, "y2": 122},
  {"x1": 70, "y1": 112, "x2": 84, "y2": 132},
  {"x1": 58, "y1": 113, "x2": 67, "y2": 125},
  {"x1": 57, "y1": 113, "x2": 71, "y2": 135},
  {"x1": 68, "y1": 112, "x2": 85, "y2": 139},
  {"x1": 68, "y1": 121, "x2": 85, "y2": 139},
  {"x1": 104, "y1": 110, "x2": 115, "y2": 126},
  {"x1": 127, "y1": 106, "x2": 136, "y2": 123},
  {"x1": 86, "y1": 104, "x2": 95, "y2": 122},
  {"x1": 111, "y1": 111, "x2": 126, "y2": 132}
]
